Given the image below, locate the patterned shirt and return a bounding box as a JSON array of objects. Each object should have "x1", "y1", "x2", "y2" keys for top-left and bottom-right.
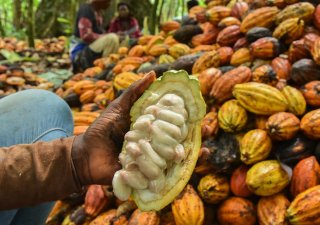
[{"x1": 108, "y1": 17, "x2": 141, "y2": 39}]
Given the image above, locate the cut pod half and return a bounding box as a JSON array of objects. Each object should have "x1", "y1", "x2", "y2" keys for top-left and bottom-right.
[{"x1": 112, "y1": 70, "x2": 206, "y2": 211}]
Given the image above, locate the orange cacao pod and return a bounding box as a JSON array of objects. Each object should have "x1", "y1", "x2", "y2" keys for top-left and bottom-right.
[
  {"x1": 217, "y1": 17, "x2": 241, "y2": 29},
  {"x1": 255, "y1": 115, "x2": 268, "y2": 130},
  {"x1": 240, "y1": 7, "x2": 280, "y2": 33},
  {"x1": 302, "y1": 81, "x2": 320, "y2": 107},
  {"x1": 266, "y1": 112, "x2": 300, "y2": 141},
  {"x1": 217, "y1": 25, "x2": 242, "y2": 47},
  {"x1": 233, "y1": 37, "x2": 249, "y2": 51},
  {"x1": 311, "y1": 37, "x2": 320, "y2": 65},
  {"x1": 231, "y1": 2, "x2": 249, "y2": 19},
  {"x1": 201, "y1": 111, "x2": 219, "y2": 139},
  {"x1": 217, "y1": 46, "x2": 234, "y2": 65},
  {"x1": 128, "y1": 209, "x2": 160, "y2": 225},
  {"x1": 210, "y1": 66, "x2": 252, "y2": 103},
  {"x1": 172, "y1": 185, "x2": 204, "y2": 225},
  {"x1": 300, "y1": 109, "x2": 320, "y2": 139},
  {"x1": 198, "y1": 68, "x2": 223, "y2": 96},
  {"x1": 230, "y1": 165, "x2": 253, "y2": 197},
  {"x1": 304, "y1": 33, "x2": 319, "y2": 52},
  {"x1": 192, "y1": 50, "x2": 220, "y2": 74},
  {"x1": 191, "y1": 31, "x2": 218, "y2": 47},
  {"x1": 80, "y1": 90, "x2": 95, "y2": 104},
  {"x1": 288, "y1": 39, "x2": 310, "y2": 63},
  {"x1": 206, "y1": 6, "x2": 231, "y2": 25},
  {"x1": 314, "y1": 4, "x2": 320, "y2": 30},
  {"x1": 217, "y1": 197, "x2": 256, "y2": 225},
  {"x1": 84, "y1": 185, "x2": 111, "y2": 217},
  {"x1": 250, "y1": 37, "x2": 280, "y2": 59},
  {"x1": 160, "y1": 21, "x2": 180, "y2": 33},
  {"x1": 290, "y1": 156, "x2": 320, "y2": 197},
  {"x1": 230, "y1": 48, "x2": 252, "y2": 66},
  {"x1": 128, "y1": 45, "x2": 145, "y2": 57},
  {"x1": 271, "y1": 56, "x2": 292, "y2": 80},
  {"x1": 252, "y1": 64, "x2": 278, "y2": 86},
  {"x1": 257, "y1": 193, "x2": 290, "y2": 225},
  {"x1": 148, "y1": 44, "x2": 169, "y2": 57}
]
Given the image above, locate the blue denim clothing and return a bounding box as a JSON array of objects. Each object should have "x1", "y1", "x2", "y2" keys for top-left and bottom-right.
[{"x1": 0, "y1": 89, "x2": 74, "y2": 225}]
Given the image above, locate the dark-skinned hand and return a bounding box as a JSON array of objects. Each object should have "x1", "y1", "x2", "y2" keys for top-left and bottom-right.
[{"x1": 72, "y1": 71, "x2": 156, "y2": 186}]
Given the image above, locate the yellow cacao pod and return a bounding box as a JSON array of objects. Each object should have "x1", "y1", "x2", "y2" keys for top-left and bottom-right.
[
  {"x1": 172, "y1": 185, "x2": 204, "y2": 225},
  {"x1": 197, "y1": 174, "x2": 230, "y2": 204},
  {"x1": 246, "y1": 160, "x2": 290, "y2": 196},
  {"x1": 240, "y1": 129, "x2": 272, "y2": 165},
  {"x1": 233, "y1": 82, "x2": 288, "y2": 115},
  {"x1": 218, "y1": 99, "x2": 248, "y2": 133}
]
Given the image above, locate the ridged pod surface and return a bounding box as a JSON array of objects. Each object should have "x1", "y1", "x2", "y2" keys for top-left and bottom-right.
[
  {"x1": 197, "y1": 173, "x2": 230, "y2": 204},
  {"x1": 240, "y1": 129, "x2": 272, "y2": 165},
  {"x1": 273, "y1": 18, "x2": 304, "y2": 45},
  {"x1": 210, "y1": 66, "x2": 252, "y2": 103},
  {"x1": 287, "y1": 185, "x2": 320, "y2": 225},
  {"x1": 302, "y1": 81, "x2": 320, "y2": 107},
  {"x1": 218, "y1": 99, "x2": 248, "y2": 133},
  {"x1": 230, "y1": 48, "x2": 252, "y2": 66},
  {"x1": 290, "y1": 156, "x2": 320, "y2": 197},
  {"x1": 206, "y1": 6, "x2": 231, "y2": 25},
  {"x1": 246, "y1": 160, "x2": 289, "y2": 196},
  {"x1": 300, "y1": 109, "x2": 320, "y2": 140},
  {"x1": 266, "y1": 112, "x2": 300, "y2": 141},
  {"x1": 233, "y1": 82, "x2": 288, "y2": 115},
  {"x1": 240, "y1": 7, "x2": 280, "y2": 33},
  {"x1": 275, "y1": 2, "x2": 315, "y2": 25},
  {"x1": 128, "y1": 209, "x2": 160, "y2": 225},
  {"x1": 281, "y1": 86, "x2": 306, "y2": 116},
  {"x1": 257, "y1": 193, "x2": 290, "y2": 225},
  {"x1": 217, "y1": 197, "x2": 256, "y2": 225},
  {"x1": 172, "y1": 185, "x2": 204, "y2": 225},
  {"x1": 192, "y1": 50, "x2": 220, "y2": 74}
]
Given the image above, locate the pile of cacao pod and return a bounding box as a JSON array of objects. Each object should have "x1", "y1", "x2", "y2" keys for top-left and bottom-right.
[
  {"x1": 0, "y1": 64, "x2": 55, "y2": 97},
  {"x1": 37, "y1": 0, "x2": 320, "y2": 224},
  {"x1": 0, "y1": 36, "x2": 67, "y2": 54}
]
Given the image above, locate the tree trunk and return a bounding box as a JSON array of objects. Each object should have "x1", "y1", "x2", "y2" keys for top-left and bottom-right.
[
  {"x1": 149, "y1": 0, "x2": 160, "y2": 34},
  {"x1": 13, "y1": 0, "x2": 22, "y2": 30},
  {"x1": 27, "y1": 0, "x2": 35, "y2": 47}
]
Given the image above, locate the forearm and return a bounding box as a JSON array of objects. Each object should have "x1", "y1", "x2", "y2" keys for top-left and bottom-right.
[{"x1": 0, "y1": 137, "x2": 82, "y2": 210}]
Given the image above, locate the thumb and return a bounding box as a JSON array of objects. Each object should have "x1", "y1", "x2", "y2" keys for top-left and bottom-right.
[{"x1": 117, "y1": 71, "x2": 156, "y2": 107}]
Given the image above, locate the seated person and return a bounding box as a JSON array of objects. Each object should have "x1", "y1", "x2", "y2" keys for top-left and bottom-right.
[
  {"x1": 108, "y1": 2, "x2": 142, "y2": 42},
  {"x1": 70, "y1": 0, "x2": 119, "y2": 73}
]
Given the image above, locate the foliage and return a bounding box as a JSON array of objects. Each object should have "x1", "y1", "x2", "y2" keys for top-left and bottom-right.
[{"x1": 0, "y1": 0, "x2": 207, "y2": 43}]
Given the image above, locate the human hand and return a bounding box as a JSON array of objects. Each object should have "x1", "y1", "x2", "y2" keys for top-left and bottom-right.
[{"x1": 72, "y1": 72, "x2": 156, "y2": 186}]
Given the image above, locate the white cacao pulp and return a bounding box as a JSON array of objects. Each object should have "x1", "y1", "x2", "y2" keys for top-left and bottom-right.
[{"x1": 112, "y1": 93, "x2": 189, "y2": 201}]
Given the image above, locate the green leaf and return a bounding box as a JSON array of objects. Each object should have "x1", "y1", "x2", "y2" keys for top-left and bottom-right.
[
  {"x1": 57, "y1": 17, "x2": 71, "y2": 24},
  {"x1": 0, "y1": 49, "x2": 22, "y2": 62}
]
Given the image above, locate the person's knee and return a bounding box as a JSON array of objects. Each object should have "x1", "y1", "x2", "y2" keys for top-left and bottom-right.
[
  {"x1": 22, "y1": 90, "x2": 74, "y2": 135},
  {"x1": 106, "y1": 33, "x2": 120, "y2": 45}
]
